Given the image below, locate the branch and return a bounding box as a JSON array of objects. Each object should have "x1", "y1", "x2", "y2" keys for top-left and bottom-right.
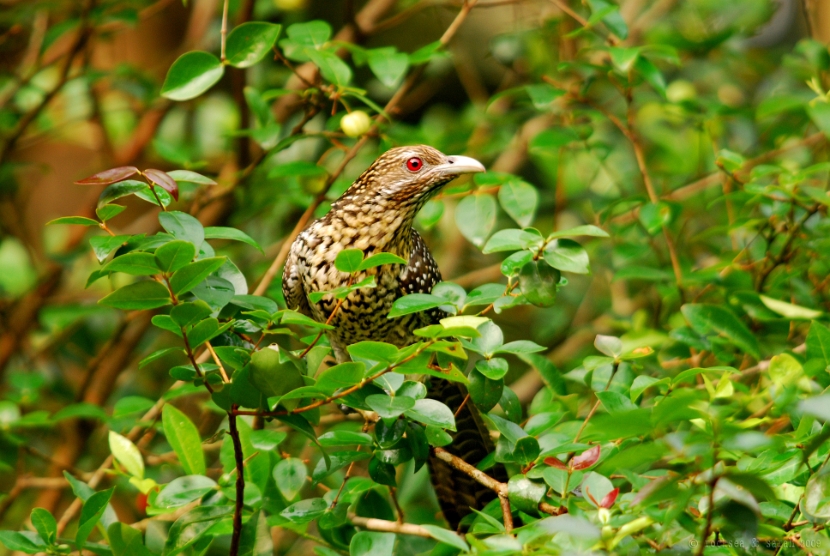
[
  {"x1": 228, "y1": 409, "x2": 245, "y2": 556},
  {"x1": 348, "y1": 514, "x2": 433, "y2": 538},
  {"x1": 432, "y1": 447, "x2": 565, "y2": 517}
]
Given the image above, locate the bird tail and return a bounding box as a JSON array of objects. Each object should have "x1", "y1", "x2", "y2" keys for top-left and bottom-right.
[{"x1": 426, "y1": 379, "x2": 507, "y2": 530}]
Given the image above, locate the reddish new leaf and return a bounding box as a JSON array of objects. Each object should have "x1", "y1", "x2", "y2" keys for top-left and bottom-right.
[
  {"x1": 543, "y1": 456, "x2": 568, "y2": 470},
  {"x1": 599, "y1": 487, "x2": 619, "y2": 508},
  {"x1": 571, "y1": 445, "x2": 600, "y2": 471},
  {"x1": 75, "y1": 166, "x2": 138, "y2": 186},
  {"x1": 144, "y1": 169, "x2": 179, "y2": 201}
]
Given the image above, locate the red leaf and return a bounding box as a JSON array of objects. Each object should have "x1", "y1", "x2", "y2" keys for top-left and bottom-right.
[
  {"x1": 600, "y1": 487, "x2": 619, "y2": 508},
  {"x1": 571, "y1": 445, "x2": 600, "y2": 470},
  {"x1": 144, "y1": 168, "x2": 179, "y2": 201},
  {"x1": 75, "y1": 166, "x2": 138, "y2": 186},
  {"x1": 544, "y1": 456, "x2": 568, "y2": 470}
]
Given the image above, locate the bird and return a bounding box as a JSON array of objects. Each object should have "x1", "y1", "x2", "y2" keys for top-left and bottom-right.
[{"x1": 282, "y1": 145, "x2": 505, "y2": 529}]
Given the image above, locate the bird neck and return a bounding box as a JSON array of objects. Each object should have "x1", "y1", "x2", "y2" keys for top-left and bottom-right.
[{"x1": 327, "y1": 195, "x2": 423, "y2": 254}]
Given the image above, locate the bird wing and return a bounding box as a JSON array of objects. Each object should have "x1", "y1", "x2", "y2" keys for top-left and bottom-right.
[
  {"x1": 282, "y1": 233, "x2": 312, "y2": 317},
  {"x1": 399, "y1": 229, "x2": 445, "y2": 324},
  {"x1": 402, "y1": 231, "x2": 506, "y2": 530}
]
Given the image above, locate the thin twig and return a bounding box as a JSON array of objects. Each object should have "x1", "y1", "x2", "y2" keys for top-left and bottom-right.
[
  {"x1": 349, "y1": 514, "x2": 433, "y2": 537},
  {"x1": 228, "y1": 408, "x2": 245, "y2": 556},
  {"x1": 220, "y1": 0, "x2": 230, "y2": 62}
]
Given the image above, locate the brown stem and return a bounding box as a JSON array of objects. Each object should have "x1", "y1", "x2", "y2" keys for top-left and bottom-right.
[
  {"x1": 349, "y1": 514, "x2": 433, "y2": 537},
  {"x1": 500, "y1": 495, "x2": 514, "y2": 533},
  {"x1": 432, "y1": 447, "x2": 565, "y2": 517},
  {"x1": 228, "y1": 408, "x2": 245, "y2": 556},
  {"x1": 220, "y1": 0, "x2": 229, "y2": 62}
]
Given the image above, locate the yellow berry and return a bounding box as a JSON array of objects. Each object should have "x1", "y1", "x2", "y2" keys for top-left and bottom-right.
[{"x1": 341, "y1": 110, "x2": 372, "y2": 138}]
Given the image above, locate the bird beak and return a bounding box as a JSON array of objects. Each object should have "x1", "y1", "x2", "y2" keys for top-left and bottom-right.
[{"x1": 437, "y1": 155, "x2": 486, "y2": 176}]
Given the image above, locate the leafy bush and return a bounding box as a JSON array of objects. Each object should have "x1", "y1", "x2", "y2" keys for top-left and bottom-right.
[{"x1": 2, "y1": 0, "x2": 830, "y2": 555}]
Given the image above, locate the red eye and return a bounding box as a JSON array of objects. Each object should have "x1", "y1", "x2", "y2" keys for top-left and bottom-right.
[{"x1": 406, "y1": 157, "x2": 423, "y2": 172}]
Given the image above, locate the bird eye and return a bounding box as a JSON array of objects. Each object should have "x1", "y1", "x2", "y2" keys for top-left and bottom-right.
[{"x1": 405, "y1": 157, "x2": 423, "y2": 172}]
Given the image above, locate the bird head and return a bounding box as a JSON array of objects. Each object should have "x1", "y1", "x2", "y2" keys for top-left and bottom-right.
[{"x1": 338, "y1": 145, "x2": 485, "y2": 209}]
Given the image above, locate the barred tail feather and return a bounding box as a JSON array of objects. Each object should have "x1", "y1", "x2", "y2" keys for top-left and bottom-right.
[{"x1": 426, "y1": 379, "x2": 507, "y2": 530}]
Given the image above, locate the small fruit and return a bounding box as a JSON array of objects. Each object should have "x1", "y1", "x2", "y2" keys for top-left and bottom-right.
[{"x1": 340, "y1": 110, "x2": 372, "y2": 137}]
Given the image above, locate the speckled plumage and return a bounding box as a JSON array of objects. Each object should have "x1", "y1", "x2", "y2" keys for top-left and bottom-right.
[{"x1": 282, "y1": 145, "x2": 503, "y2": 529}]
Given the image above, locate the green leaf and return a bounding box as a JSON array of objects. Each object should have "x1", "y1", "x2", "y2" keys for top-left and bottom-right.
[
  {"x1": 30, "y1": 508, "x2": 56, "y2": 545},
  {"x1": 543, "y1": 239, "x2": 589, "y2": 274},
  {"x1": 107, "y1": 523, "x2": 154, "y2": 556},
  {"x1": 759, "y1": 295, "x2": 822, "y2": 319},
  {"x1": 307, "y1": 49, "x2": 352, "y2": 85},
  {"x1": 638, "y1": 202, "x2": 672, "y2": 235},
  {"x1": 681, "y1": 304, "x2": 760, "y2": 358},
  {"x1": 158, "y1": 211, "x2": 205, "y2": 246},
  {"x1": 349, "y1": 531, "x2": 396, "y2": 556},
  {"x1": 204, "y1": 226, "x2": 263, "y2": 252},
  {"x1": 248, "y1": 348, "x2": 305, "y2": 399},
  {"x1": 98, "y1": 180, "x2": 164, "y2": 206},
  {"x1": 0, "y1": 531, "x2": 46, "y2": 553},
  {"x1": 89, "y1": 234, "x2": 131, "y2": 262},
  {"x1": 109, "y1": 431, "x2": 144, "y2": 478},
  {"x1": 96, "y1": 204, "x2": 126, "y2": 222},
  {"x1": 285, "y1": 20, "x2": 331, "y2": 49},
  {"x1": 186, "y1": 317, "x2": 232, "y2": 348},
  {"x1": 808, "y1": 101, "x2": 830, "y2": 139},
  {"x1": 475, "y1": 357, "x2": 509, "y2": 379},
  {"x1": 519, "y1": 260, "x2": 560, "y2": 307},
  {"x1": 226, "y1": 22, "x2": 281, "y2": 68},
  {"x1": 166, "y1": 170, "x2": 217, "y2": 185},
  {"x1": 170, "y1": 300, "x2": 212, "y2": 327},
  {"x1": 800, "y1": 394, "x2": 830, "y2": 421},
  {"x1": 455, "y1": 193, "x2": 497, "y2": 247},
  {"x1": 421, "y1": 524, "x2": 469, "y2": 552},
  {"x1": 588, "y1": 0, "x2": 628, "y2": 39},
  {"x1": 365, "y1": 394, "x2": 415, "y2": 419},
  {"x1": 161, "y1": 51, "x2": 225, "y2": 101},
  {"x1": 388, "y1": 293, "x2": 445, "y2": 318},
  {"x1": 238, "y1": 509, "x2": 272, "y2": 556},
  {"x1": 47, "y1": 216, "x2": 99, "y2": 226},
  {"x1": 76, "y1": 487, "x2": 114, "y2": 548},
  {"x1": 498, "y1": 180, "x2": 538, "y2": 227},
  {"x1": 404, "y1": 399, "x2": 455, "y2": 430},
  {"x1": 155, "y1": 240, "x2": 197, "y2": 273},
  {"x1": 281, "y1": 497, "x2": 328, "y2": 524},
  {"x1": 315, "y1": 362, "x2": 365, "y2": 395},
  {"x1": 367, "y1": 47, "x2": 409, "y2": 87},
  {"x1": 548, "y1": 225, "x2": 609, "y2": 239},
  {"x1": 170, "y1": 257, "x2": 226, "y2": 295},
  {"x1": 468, "y1": 369, "x2": 502, "y2": 412},
  {"x1": 513, "y1": 436, "x2": 541, "y2": 466},
  {"x1": 357, "y1": 252, "x2": 407, "y2": 270},
  {"x1": 313, "y1": 451, "x2": 371, "y2": 482},
  {"x1": 163, "y1": 505, "x2": 233, "y2": 555},
  {"x1": 102, "y1": 252, "x2": 159, "y2": 276},
  {"x1": 99, "y1": 281, "x2": 171, "y2": 310},
  {"x1": 507, "y1": 476, "x2": 545, "y2": 514},
  {"x1": 635, "y1": 56, "x2": 666, "y2": 97},
  {"x1": 162, "y1": 404, "x2": 205, "y2": 475},
  {"x1": 807, "y1": 321, "x2": 830, "y2": 368},
  {"x1": 273, "y1": 458, "x2": 307, "y2": 501},
  {"x1": 530, "y1": 127, "x2": 579, "y2": 150},
  {"x1": 155, "y1": 475, "x2": 217, "y2": 508},
  {"x1": 318, "y1": 430, "x2": 374, "y2": 446},
  {"x1": 334, "y1": 248, "x2": 364, "y2": 273}
]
